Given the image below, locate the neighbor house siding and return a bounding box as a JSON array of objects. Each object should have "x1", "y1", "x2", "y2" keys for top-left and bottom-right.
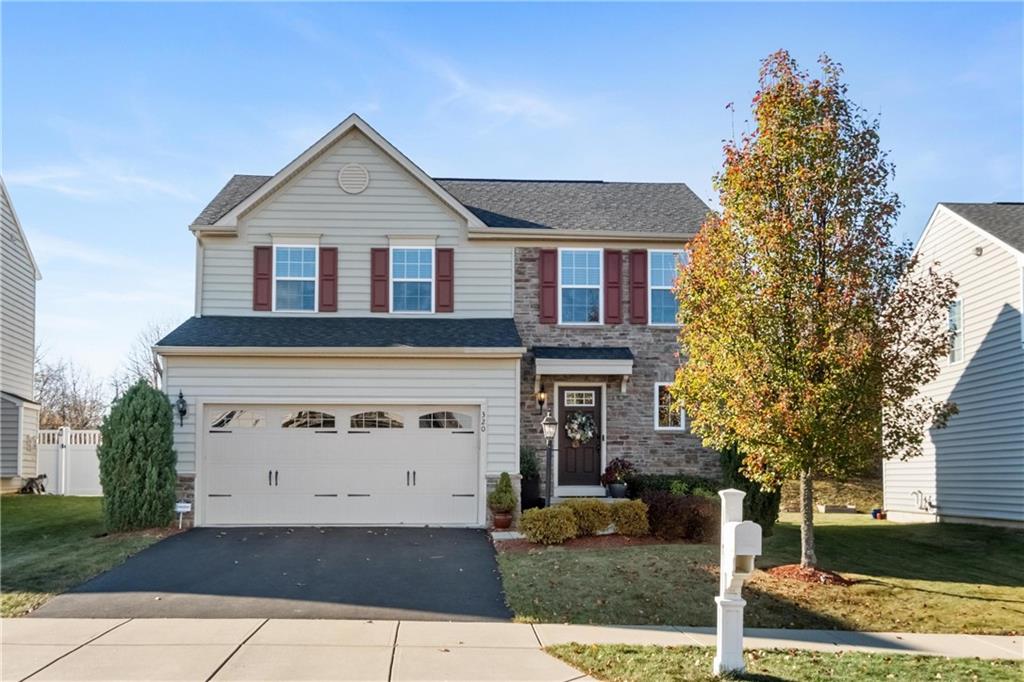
[
  {"x1": 163, "y1": 355, "x2": 520, "y2": 476},
  {"x1": 884, "y1": 209, "x2": 1024, "y2": 524},
  {"x1": 199, "y1": 130, "x2": 514, "y2": 317},
  {"x1": 1, "y1": 184, "x2": 37, "y2": 402},
  {"x1": 0, "y1": 397, "x2": 20, "y2": 477}
]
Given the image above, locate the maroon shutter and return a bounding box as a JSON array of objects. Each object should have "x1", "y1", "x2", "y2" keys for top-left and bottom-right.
[
  {"x1": 604, "y1": 250, "x2": 622, "y2": 324},
  {"x1": 319, "y1": 247, "x2": 338, "y2": 312},
  {"x1": 435, "y1": 248, "x2": 454, "y2": 313},
  {"x1": 538, "y1": 249, "x2": 557, "y2": 324},
  {"x1": 370, "y1": 248, "x2": 389, "y2": 312},
  {"x1": 629, "y1": 249, "x2": 648, "y2": 324},
  {"x1": 253, "y1": 246, "x2": 272, "y2": 311}
]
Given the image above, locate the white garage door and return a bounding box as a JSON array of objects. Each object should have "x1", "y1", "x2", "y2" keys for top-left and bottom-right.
[{"x1": 201, "y1": 404, "x2": 480, "y2": 526}]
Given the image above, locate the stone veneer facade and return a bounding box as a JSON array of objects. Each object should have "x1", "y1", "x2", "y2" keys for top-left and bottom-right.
[{"x1": 515, "y1": 247, "x2": 720, "y2": 485}]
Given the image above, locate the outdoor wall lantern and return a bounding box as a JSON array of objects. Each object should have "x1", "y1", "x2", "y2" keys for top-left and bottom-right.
[
  {"x1": 175, "y1": 391, "x2": 188, "y2": 427},
  {"x1": 541, "y1": 411, "x2": 558, "y2": 507},
  {"x1": 536, "y1": 390, "x2": 547, "y2": 410}
]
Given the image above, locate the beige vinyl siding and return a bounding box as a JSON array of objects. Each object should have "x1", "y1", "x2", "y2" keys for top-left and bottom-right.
[
  {"x1": 19, "y1": 402, "x2": 38, "y2": 478},
  {"x1": 200, "y1": 130, "x2": 513, "y2": 317},
  {"x1": 1, "y1": 184, "x2": 37, "y2": 401},
  {"x1": 1, "y1": 396, "x2": 20, "y2": 477},
  {"x1": 884, "y1": 209, "x2": 1024, "y2": 523},
  {"x1": 164, "y1": 355, "x2": 519, "y2": 476}
]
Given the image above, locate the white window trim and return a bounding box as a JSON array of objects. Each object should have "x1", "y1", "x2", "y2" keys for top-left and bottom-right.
[
  {"x1": 948, "y1": 297, "x2": 964, "y2": 365},
  {"x1": 654, "y1": 382, "x2": 687, "y2": 431},
  {"x1": 648, "y1": 249, "x2": 685, "y2": 327},
  {"x1": 389, "y1": 245, "x2": 436, "y2": 314},
  {"x1": 557, "y1": 247, "x2": 603, "y2": 325},
  {"x1": 272, "y1": 244, "x2": 318, "y2": 313}
]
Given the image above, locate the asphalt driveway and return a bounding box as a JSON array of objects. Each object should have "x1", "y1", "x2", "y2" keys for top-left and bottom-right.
[{"x1": 31, "y1": 527, "x2": 512, "y2": 621}]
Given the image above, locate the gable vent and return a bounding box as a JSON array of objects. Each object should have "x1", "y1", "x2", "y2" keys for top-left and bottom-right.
[{"x1": 338, "y1": 163, "x2": 370, "y2": 194}]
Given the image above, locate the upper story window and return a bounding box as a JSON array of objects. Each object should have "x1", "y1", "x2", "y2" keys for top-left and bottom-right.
[
  {"x1": 654, "y1": 383, "x2": 686, "y2": 431},
  {"x1": 274, "y1": 246, "x2": 317, "y2": 311},
  {"x1": 649, "y1": 250, "x2": 686, "y2": 326},
  {"x1": 948, "y1": 299, "x2": 964, "y2": 364},
  {"x1": 559, "y1": 249, "x2": 602, "y2": 324},
  {"x1": 392, "y1": 247, "x2": 434, "y2": 312}
]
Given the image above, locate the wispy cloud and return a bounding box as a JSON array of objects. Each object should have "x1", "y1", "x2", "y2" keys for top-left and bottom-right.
[
  {"x1": 6, "y1": 157, "x2": 196, "y2": 202},
  {"x1": 31, "y1": 231, "x2": 191, "y2": 281}
]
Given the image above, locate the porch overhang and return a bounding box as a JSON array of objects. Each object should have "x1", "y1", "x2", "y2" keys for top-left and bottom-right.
[{"x1": 532, "y1": 346, "x2": 634, "y2": 394}]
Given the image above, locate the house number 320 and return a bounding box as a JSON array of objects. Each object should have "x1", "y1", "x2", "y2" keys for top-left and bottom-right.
[{"x1": 480, "y1": 411, "x2": 487, "y2": 433}]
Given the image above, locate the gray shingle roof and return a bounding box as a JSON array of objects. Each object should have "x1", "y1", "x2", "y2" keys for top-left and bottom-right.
[
  {"x1": 192, "y1": 174, "x2": 710, "y2": 234},
  {"x1": 157, "y1": 316, "x2": 523, "y2": 349},
  {"x1": 532, "y1": 346, "x2": 634, "y2": 360},
  {"x1": 193, "y1": 175, "x2": 270, "y2": 226},
  {"x1": 942, "y1": 203, "x2": 1024, "y2": 255},
  {"x1": 436, "y1": 179, "x2": 709, "y2": 234}
]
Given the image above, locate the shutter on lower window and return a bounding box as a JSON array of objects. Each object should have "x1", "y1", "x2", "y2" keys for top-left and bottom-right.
[
  {"x1": 604, "y1": 250, "x2": 622, "y2": 324},
  {"x1": 629, "y1": 249, "x2": 648, "y2": 324},
  {"x1": 539, "y1": 249, "x2": 557, "y2": 324},
  {"x1": 370, "y1": 248, "x2": 389, "y2": 312},
  {"x1": 253, "y1": 246, "x2": 272, "y2": 311},
  {"x1": 435, "y1": 248, "x2": 454, "y2": 313},
  {"x1": 319, "y1": 247, "x2": 338, "y2": 312}
]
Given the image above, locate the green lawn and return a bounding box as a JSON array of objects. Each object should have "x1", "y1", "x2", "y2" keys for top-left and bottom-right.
[
  {"x1": 498, "y1": 513, "x2": 1024, "y2": 633},
  {"x1": 548, "y1": 644, "x2": 1023, "y2": 682},
  {"x1": 1, "y1": 496, "x2": 169, "y2": 616}
]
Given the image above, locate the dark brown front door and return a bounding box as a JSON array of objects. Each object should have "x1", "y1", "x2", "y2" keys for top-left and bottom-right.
[{"x1": 558, "y1": 386, "x2": 602, "y2": 486}]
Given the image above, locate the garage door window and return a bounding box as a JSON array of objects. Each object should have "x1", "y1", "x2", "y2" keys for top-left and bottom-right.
[
  {"x1": 210, "y1": 409, "x2": 264, "y2": 429},
  {"x1": 419, "y1": 411, "x2": 470, "y2": 429},
  {"x1": 282, "y1": 410, "x2": 336, "y2": 429},
  {"x1": 350, "y1": 411, "x2": 404, "y2": 429}
]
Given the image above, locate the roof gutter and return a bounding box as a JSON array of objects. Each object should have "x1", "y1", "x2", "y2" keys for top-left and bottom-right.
[
  {"x1": 154, "y1": 345, "x2": 526, "y2": 359},
  {"x1": 466, "y1": 227, "x2": 697, "y2": 243}
]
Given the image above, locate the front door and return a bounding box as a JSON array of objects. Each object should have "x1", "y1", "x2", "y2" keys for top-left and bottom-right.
[{"x1": 558, "y1": 387, "x2": 602, "y2": 486}]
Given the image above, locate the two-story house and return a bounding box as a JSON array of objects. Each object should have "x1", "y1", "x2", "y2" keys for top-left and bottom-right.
[
  {"x1": 156, "y1": 115, "x2": 718, "y2": 527},
  {"x1": 1, "y1": 178, "x2": 42, "y2": 493},
  {"x1": 884, "y1": 202, "x2": 1023, "y2": 527}
]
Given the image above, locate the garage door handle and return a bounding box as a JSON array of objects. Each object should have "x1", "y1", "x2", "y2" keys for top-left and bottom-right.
[
  {"x1": 275, "y1": 470, "x2": 279, "y2": 486},
  {"x1": 268, "y1": 469, "x2": 272, "y2": 486},
  {"x1": 406, "y1": 470, "x2": 410, "y2": 486},
  {"x1": 413, "y1": 470, "x2": 416, "y2": 486}
]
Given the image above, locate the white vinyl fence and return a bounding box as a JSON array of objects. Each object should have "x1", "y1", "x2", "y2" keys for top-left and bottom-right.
[{"x1": 37, "y1": 427, "x2": 103, "y2": 496}]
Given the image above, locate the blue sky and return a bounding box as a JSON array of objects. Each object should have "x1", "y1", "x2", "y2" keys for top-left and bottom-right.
[{"x1": 3, "y1": 2, "x2": 1022, "y2": 383}]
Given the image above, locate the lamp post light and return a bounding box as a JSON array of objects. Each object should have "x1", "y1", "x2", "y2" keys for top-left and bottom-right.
[{"x1": 540, "y1": 411, "x2": 558, "y2": 508}]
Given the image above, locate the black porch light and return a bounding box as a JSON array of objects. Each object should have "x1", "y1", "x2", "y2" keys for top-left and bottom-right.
[{"x1": 175, "y1": 390, "x2": 188, "y2": 427}]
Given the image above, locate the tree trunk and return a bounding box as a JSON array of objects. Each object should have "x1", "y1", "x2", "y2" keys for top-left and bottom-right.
[{"x1": 800, "y1": 469, "x2": 817, "y2": 568}]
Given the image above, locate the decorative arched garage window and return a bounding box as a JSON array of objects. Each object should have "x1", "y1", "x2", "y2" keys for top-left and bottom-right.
[
  {"x1": 350, "y1": 411, "x2": 404, "y2": 429},
  {"x1": 211, "y1": 409, "x2": 264, "y2": 429},
  {"x1": 418, "y1": 411, "x2": 470, "y2": 429},
  {"x1": 282, "y1": 410, "x2": 336, "y2": 429}
]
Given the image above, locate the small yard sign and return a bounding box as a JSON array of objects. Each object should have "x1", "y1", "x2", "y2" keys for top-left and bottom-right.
[{"x1": 175, "y1": 501, "x2": 192, "y2": 529}]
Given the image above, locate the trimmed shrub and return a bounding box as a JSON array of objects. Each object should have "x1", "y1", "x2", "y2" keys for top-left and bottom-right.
[
  {"x1": 625, "y1": 473, "x2": 720, "y2": 500},
  {"x1": 611, "y1": 499, "x2": 650, "y2": 537},
  {"x1": 520, "y1": 446, "x2": 540, "y2": 480},
  {"x1": 560, "y1": 498, "x2": 613, "y2": 536},
  {"x1": 520, "y1": 506, "x2": 578, "y2": 544},
  {"x1": 641, "y1": 491, "x2": 718, "y2": 542},
  {"x1": 488, "y1": 472, "x2": 517, "y2": 513},
  {"x1": 98, "y1": 380, "x2": 177, "y2": 531},
  {"x1": 721, "y1": 444, "x2": 781, "y2": 536}
]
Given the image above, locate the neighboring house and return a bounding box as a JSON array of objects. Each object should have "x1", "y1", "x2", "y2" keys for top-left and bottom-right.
[
  {"x1": 155, "y1": 114, "x2": 718, "y2": 527},
  {"x1": 0, "y1": 178, "x2": 42, "y2": 493},
  {"x1": 885, "y1": 202, "x2": 1024, "y2": 527}
]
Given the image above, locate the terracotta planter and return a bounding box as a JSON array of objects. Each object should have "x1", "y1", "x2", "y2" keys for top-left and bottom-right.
[{"x1": 492, "y1": 511, "x2": 513, "y2": 529}]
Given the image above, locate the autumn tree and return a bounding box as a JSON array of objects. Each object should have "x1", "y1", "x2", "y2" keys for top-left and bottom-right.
[
  {"x1": 34, "y1": 353, "x2": 106, "y2": 429},
  {"x1": 673, "y1": 51, "x2": 957, "y2": 569}
]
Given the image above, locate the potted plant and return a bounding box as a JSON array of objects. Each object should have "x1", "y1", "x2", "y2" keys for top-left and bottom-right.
[
  {"x1": 488, "y1": 472, "x2": 518, "y2": 529},
  {"x1": 520, "y1": 446, "x2": 541, "y2": 510},
  {"x1": 601, "y1": 457, "x2": 635, "y2": 498}
]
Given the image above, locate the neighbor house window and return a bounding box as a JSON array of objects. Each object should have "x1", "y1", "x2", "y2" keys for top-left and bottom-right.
[
  {"x1": 559, "y1": 249, "x2": 602, "y2": 324},
  {"x1": 948, "y1": 299, "x2": 964, "y2": 363},
  {"x1": 274, "y1": 246, "x2": 317, "y2": 311},
  {"x1": 350, "y1": 411, "x2": 404, "y2": 429},
  {"x1": 654, "y1": 383, "x2": 685, "y2": 431},
  {"x1": 282, "y1": 410, "x2": 336, "y2": 429},
  {"x1": 649, "y1": 250, "x2": 686, "y2": 325},
  {"x1": 391, "y1": 247, "x2": 434, "y2": 312}
]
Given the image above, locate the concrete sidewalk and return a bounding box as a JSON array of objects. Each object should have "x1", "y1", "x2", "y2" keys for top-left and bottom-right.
[{"x1": 2, "y1": 619, "x2": 1020, "y2": 681}]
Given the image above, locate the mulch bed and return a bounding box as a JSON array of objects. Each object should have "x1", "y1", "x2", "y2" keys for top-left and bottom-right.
[
  {"x1": 494, "y1": 534, "x2": 679, "y2": 553},
  {"x1": 766, "y1": 563, "x2": 853, "y2": 586}
]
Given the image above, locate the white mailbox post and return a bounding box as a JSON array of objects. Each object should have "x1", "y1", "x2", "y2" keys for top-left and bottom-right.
[{"x1": 713, "y1": 488, "x2": 762, "y2": 676}]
